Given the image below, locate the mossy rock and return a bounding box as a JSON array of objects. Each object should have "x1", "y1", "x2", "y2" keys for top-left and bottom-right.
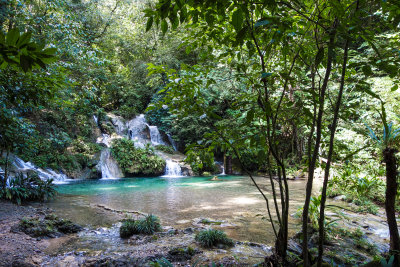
[
  {"x1": 19, "y1": 214, "x2": 82, "y2": 238},
  {"x1": 167, "y1": 246, "x2": 199, "y2": 262}
]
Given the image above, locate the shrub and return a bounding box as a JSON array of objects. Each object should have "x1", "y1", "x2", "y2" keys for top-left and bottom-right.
[
  {"x1": 134, "y1": 214, "x2": 163, "y2": 235},
  {"x1": 327, "y1": 165, "x2": 388, "y2": 214},
  {"x1": 111, "y1": 138, "x2": 166, "y2": 176},
  {"x1": 120, "y1": 215, "x2": 162, "y2": 238},
  {"x1": 0, "y1": 172, "x2": 56, "y2": 205},
  {"x1": 120, "y1": 218, "x2": 136, "y2": 238},
  {"x1": 184, "y1": 148, "x2": 219, "y2": 175},
  {"x1": 195, "y1": 229, "x2": 234, "y2": 248},
  {"x1": 155, "y1": 145, "x2": 175, "y2": 154}
]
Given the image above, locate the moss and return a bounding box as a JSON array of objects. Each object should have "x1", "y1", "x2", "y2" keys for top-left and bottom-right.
[
  {"x1": 167, "y1": 246, "x2": 198, "y2": 262},
  {"x1": 200, "y1": 218, "x2": 222, "y2": 225}
]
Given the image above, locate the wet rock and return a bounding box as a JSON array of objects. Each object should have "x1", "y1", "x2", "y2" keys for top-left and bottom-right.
[
  {"x1": 167, "y1": 246, "x2": 200, "y2": 262},
  {"x1": 333, "y1": 195, "x2": 347, "y2": 201},
  {"x1": 183, "y1": 227, "x2": 194, "y2": 234},
  {"x1": 167, "y1": 229, "x2": 177, "y2": 235},
  {"x1": 11, "y1": 260, "x2": 36, "y2": 267},
  {"x1": 83, "y1": 256, "x2": 148, "y2": 267}
]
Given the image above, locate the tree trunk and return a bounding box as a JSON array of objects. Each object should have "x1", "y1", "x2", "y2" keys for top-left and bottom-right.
[
  {"x1": 302, "y1": 22, "x2": 337, "y2": 266},
  {"x1": 226, "y1": 155, "x2": 232, "y2": 174},
  {"x1": 383, "y1": 147, "x2": 399, "y2": 265},
  {"x1": 3, "y1": 150, "x2": 10, "y2": 190}
]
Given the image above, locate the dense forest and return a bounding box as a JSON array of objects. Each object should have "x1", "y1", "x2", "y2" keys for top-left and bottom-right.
[{"x1": 0, "y1": 0, "x2": 399, "y2": 266}]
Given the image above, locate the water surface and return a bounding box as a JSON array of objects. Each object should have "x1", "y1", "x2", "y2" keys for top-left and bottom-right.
[{"x1": 48, "y1": 175, "x2": 314, "y2": 244}]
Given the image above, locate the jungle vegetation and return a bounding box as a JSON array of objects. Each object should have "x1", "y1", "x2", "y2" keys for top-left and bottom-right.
[{"x1": 0, "y1": 0, "x2": 399, "y2": 266}]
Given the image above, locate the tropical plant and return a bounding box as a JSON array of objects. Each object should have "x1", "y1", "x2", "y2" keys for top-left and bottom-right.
[
  {"x1": 0, "y1": 172, "x2": 56, "y2": 205},
  {"x1": 119, "y1": 214, "x2": 162, "y2": 238}
]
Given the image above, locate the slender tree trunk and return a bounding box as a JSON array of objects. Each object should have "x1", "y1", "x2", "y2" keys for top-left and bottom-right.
[
  {"x1": 317, "y1": 38, "x2": 349, "y2": 267},
  {"x1": 383, "y1": 147, "x2": 399, "y2": 265},
  {"x1": 302, "y1": 23, "x2": 337, "y2": 266},
  {"x1": 3, "y1": 150, "x2": 10, "y2": 189}
]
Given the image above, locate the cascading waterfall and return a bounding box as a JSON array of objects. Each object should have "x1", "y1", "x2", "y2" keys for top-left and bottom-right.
[
  {"x1": 162, "y1": 160, "x2": 183, "y2": 178},
  {"x1": 11, "y1": 156, "x2": 69, "y2": 184},
  {"x1": 126, "y1": 114, "x2": 149, "y2": 148},
  {"x1": 167, "y1": 133, "x2": 178, "y2": 151},
  {"x1": 148, "y1": 126, "x2": 165, "y2": 146},
  {"x1": 93, "y1": 115, "x2": 98, "y2": 125},
  {"x1": 99, "y1": 149, "x2": 123, "y2": 179},
  {"x1": 220, "y1": 165, "x2": 226, "y2": 175},
  {"x1": 94, "y1": 113, "x2": 186, "y2": 178}
]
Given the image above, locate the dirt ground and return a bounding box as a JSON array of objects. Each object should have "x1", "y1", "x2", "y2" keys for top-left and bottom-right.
[{"x1": 0, "y1": 200, "x2": 64, "y2": 267}]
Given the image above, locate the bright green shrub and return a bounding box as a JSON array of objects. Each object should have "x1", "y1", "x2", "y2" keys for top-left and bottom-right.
[
  {"x1": 327, "y1": 165, "x2": 387, "y2": 214},
  {"x1": 195, "y1": 229, "x2": 234, "y2": 248},
  {"x1": 184, "y1": 148, "x2": 218, "y2": 175},
  {"x1": 111, "y1": 138, "x2": 166, "y2": 176}
]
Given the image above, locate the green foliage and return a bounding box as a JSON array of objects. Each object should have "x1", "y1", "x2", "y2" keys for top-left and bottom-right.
[
  {"x1": 0, "y1": 28, "x2": 57, "y2": 72},
  {"x1": 184, "y1": 147, "x2": 218, "y2": 175},
  {"x1": 0, "y1": 172, "x2": 56, "y2": 205},
  {"x1": 155, "y1": 145, "x2": 175, "y2": 154},
  {"x1": 381, "y1": 255, "x2": 395, "y2": 267},
  {"x1": 111, "y1": 138, "x2": 166, "y2": 176},
  {"x1": 195, "y1": 229, "x2": 234, "y2": 248},
  {"x1": 119, "y1": 215, "x2": 162, "y2": 238},
  {"x1": 327, "y1": 165, "x2": 387, "y2": 214}
]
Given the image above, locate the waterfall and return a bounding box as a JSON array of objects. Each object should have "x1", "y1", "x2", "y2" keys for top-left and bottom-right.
[
  {"x1": 148, "y1": 126, "x2": 165, "y2": 146},
  {"x1": 93, "y1": 113, "x2": 186, "y2": 178},
  {"x1": 126, "y1": 114, "x2": 149, "y2": 148},
  {"x1": 98, "y1": 149, "x2": 123, "y2": 179},
  {"x1": 109, "y1": 114, "x2": 127, "y2": 135},
  {"x1": 167, "y1": 133, "x2": 178, "y2": 151},
  {"x1": 162, "y1": 160, "x2": 183, "y2": 178},
  {"x1": 93, "y1": 115, "x2": 98, "y2": 125},
  {"x1": 215, "y1": 161, "x2": 226, "y2": 176},
  {"x1": 220, "y1": 165, "x2": 226, "y2": 175},
  {"x1": 11, "y1": 156, "x2": 69, "y2": 184}
]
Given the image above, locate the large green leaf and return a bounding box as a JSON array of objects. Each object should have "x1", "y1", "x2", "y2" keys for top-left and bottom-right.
[{"x1": 231, "y1": 9, "x2": 244, "y2": 32}]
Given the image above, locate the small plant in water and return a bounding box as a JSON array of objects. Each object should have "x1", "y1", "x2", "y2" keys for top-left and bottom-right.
[{"x1": 195, "y1": 229, "x2": 234, "y2": 248}]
